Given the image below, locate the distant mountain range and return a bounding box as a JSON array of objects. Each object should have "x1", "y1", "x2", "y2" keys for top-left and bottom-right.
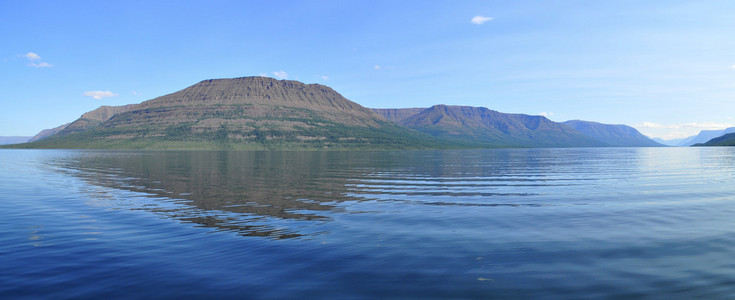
[
  {"x1": 561, "y1": 120, "x2": 663, "y2": 147},
  {"x1": 375, "y1": 106, "x2": 605, "y2": 147},
  {"x1": 373, "y1": 108, "x2": 661, "y2": 147},
  {"x1": 0, "y1": 136, "x2": 31, "y2": 145},
  {"x1": 6, "y1": 76, "x2": 665, "y2": 150},
  {"x1": 652, "y1": 127, "x2": 735, "y2": 146}
]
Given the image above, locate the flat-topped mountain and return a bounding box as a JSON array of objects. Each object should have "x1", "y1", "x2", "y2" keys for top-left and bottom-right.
[
  {"x1": 14, "y1": 77, "x2": 445, "y2": 149},
  {"x1": 561, "y1": 120, "x2": 663, "y2": 147},
  {"x1": 390, "y1": 105, "x2": 606, "y2": 147}
]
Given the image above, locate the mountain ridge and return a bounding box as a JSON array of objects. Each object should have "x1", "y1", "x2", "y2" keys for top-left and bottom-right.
[
  {"x1": 9, "y1": 76, "x2": 669, "y2": 150},
  {"x1": 561, "y1": 120, "x2": 663, "y2": 147},
  {"x1": 392, "y1": 105, "x2": 607, "y2": 147}
]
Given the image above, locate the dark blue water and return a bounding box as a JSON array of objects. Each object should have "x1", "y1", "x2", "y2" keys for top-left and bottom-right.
[{"x1": 2, "y1": 148, "x2": 735, "y2": 299}]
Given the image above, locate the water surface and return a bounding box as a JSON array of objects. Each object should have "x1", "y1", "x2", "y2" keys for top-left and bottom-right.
[{"x1": 1, "y1": 148, "x2": 735, "y2": 298}]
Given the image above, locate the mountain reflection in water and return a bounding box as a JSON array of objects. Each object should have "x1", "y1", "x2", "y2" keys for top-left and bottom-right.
[
  {"x1": 46, "y1": 149, "x2": 569, "y2": 239},
  {"x1": 49, "y1": 151, "x2": 372, "y2": 238}
]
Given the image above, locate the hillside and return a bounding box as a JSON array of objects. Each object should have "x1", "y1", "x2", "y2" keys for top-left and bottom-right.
[
  {"x1": 9, "y1": 77, "x2": 448, "y2": 150},
  {"x1": 562, "y1": 120, "x2": 663, "y2": 147},
  {"x1": 697, "y1": 132, "x2": 735, "y2": 146},
  {"x1": 395, "y1": 105, "x2": 607, "y2": 147},
  {"x1": 28, "y1": 123, "x2": 70, "y2": 142},
  {"x1": 677, "y1": 127, "x2": 735, "y2": 146}
]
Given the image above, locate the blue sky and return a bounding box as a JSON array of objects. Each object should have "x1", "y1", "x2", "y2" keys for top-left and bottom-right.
[{"x1": 2, "y1": 0, "x2": 734, "y2": 139}]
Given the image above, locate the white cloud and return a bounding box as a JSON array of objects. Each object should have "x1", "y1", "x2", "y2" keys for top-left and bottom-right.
[
  {"x1": 539, "y1": 112, "x2": 554, "y2": 117},
  {"x1": 29, "y1": 62, "x2": 52, "y2": 68},
  {"x1": 23, "y1": 52, "x2": 52, "y2": 67},
  {"x1": 272, "y1": 71, "x2": 288, "y2": 79},
  {"x1": 661, "y1": 132, "x2": 694, "y2": 140},
  {"x1": 320, "y1": 75, "x2": 329, "y2": 80},
  {"x1": 638, "y1": 122, "x2": 668, "y2": 129},
  {"x1": 83, "y1": 90, "x2": 118, "y2": 100},
  {"x1": 471, "y1": 15, "x2": 493, "y2": 25},
  {"x1": 731, "y1": 65, "x2": 735, "y2": 69},
  {"x1": 374, "y1": 65, "x2": 381, "y2": 70},
  {"x1": 24, "y1": 52, "x2": 41, "y2": 61},
  {"x1": 637, "y1": 121, "x2": 733, "y2": 130}
]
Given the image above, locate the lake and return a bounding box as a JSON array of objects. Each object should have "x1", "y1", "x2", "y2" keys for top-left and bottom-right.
[{"x1": 1, "y1": 148, "x2": 735, "y2": 299}]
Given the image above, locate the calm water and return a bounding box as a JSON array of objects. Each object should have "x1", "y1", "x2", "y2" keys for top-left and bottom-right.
[{"x1": 1, "y1": 148, "x2": 735, "y2": 299}]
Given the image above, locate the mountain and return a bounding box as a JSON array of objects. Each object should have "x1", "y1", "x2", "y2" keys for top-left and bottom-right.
[
  {"x1": 677, "y1": 127, "x2": 735, "y2": 146},
  {"x1": 28, "y1": 123, "x2": 71, "y2": 142},
  {"x1": 698, "y1": 132, "x2": 735, "y2": 146},
  {"x1": 561, "y1": 120, "x2": 663, "y2": 147},
  {"x1": 9, "y1": 77, "x2": 447, "y2": 150},
  {"x1": 0, "y1": 136, "x2": 31, "y2": 145},
  {"x1": 372, "y1": 108, "x2": 426, "y2": 123},
  {"x1": 61, "y1": 105, "x2": 137, "y2": 135},
  {"x1": 392, "y1": 105, "x2": 607, "y2": 147}
]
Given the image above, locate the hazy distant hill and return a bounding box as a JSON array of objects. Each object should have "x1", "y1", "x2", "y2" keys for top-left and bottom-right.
[
  {"x1": 0, "y1": 136, "x2": 31, "y2": 145},
  {"x1": 562, "y1": 120, "x2": 663, "y2": 147},
  {"x1": 10, "y1": 77, "x2": 446, "y2": 150},
  {"x1": 677, "y1": 127, "x2": 735, "y2": 146},
  {"x1": 652, "y1": 137, "x2": 685, "y2": 146},
  {"x1": 394, "y1": 105, "x2": 606, "y2": 147}
]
